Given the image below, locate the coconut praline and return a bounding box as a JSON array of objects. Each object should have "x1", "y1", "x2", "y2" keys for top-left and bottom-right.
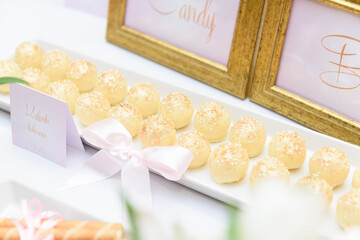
[
  {"x1": 336, "y1": 188, "x2": 360, "y2": 228},
  {"x1": 249, "y1": 157, "x2": 290, "y2": 188},
  {"x1": 229, "y1": 117, "x2": 267, "y2": 158},
  {"x1": 176, "y1": 130, "x2": 211, "y2": 169},
  {"x1": 208, "y1": 142, "x2": 249, "y2": 184},
  {"x1": 41, "y1": 50, "x2": 71, "y2": 82},
  {"x1": 159, "y1": 92, "x2": 194, "y2": 129},
  {"x1": 128, "y1": 82, "x2": 160, "y2": 118},
  {"x1": 268, "y1": 130, "x2": 306, "y2": 170},
  {"x1": 15, "y1": 41, "x2": 44, "y2": 69},
  {"x1": 20, "y1": 68, "x2": 50, "y2": 93},
  {"x1": 75, "y1": 91, "x2": 110, "y2": 126},
  {"x1": 295, "y1": 175, "x2": 333, "y2": 205},
  {"x1": 309, "y1": 146, "x2": 350, "y2": 188},
  {"x1": 46, "y1": 79, "x2": 80, "y2": 114},
  {"x1": 194, "y1": 102, "x2": 231, "y2": 143},
  {"x1": 140, "y1": 114, "x2": 176, "y2": 148},
  {"x1": 66, "y1": 60, "x2": 97, "y2": 92},
  {"x1": 108, "y1": 103, "x2": 142, "y2": 137},
  {"x1": 95, "y1": 69, "x2": 127, "y2": 105}
]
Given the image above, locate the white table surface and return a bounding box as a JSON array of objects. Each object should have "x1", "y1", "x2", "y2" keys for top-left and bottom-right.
[{"x1": 0, "y1": 0, "x2": 320, "y2": 239}]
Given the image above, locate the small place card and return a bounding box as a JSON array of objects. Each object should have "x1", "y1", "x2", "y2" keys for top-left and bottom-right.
[{"x1": 10, "y1": 84, "x2": 84, "y2": 167}]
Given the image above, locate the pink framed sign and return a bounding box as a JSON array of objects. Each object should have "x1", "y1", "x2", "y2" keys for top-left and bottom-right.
[
  {"x1": 106, "y1": 0, "x2": 265, "y2": 99},
  {"x1": 250, "y1": 0, "x2": 360, "y2": 146},
  {"x1": 276, "y1": 0, "x2": 360, "y2": 123},
  {"x1": 124, "y1": 0, "x2": 241, "y2": 66}
]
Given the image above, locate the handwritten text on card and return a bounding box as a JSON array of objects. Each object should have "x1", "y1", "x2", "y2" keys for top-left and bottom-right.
[
  {"x1": 25, "y1": 104, "x2": 50, "y2": 139},
  {"x1": 10, "y1": 84, "x2": 83, "y2": 167}
]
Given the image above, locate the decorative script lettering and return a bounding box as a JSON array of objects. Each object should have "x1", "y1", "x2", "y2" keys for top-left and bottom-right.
[
  {"x1": 149, "y1": 0, "x2": 216, "y2": 44},
  {"x1": 320, "y1": 35, "x2": 360, "y2": 90}
]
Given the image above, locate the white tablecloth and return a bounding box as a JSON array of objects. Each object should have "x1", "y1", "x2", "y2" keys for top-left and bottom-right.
[{"x1": 0, "y1": 0, "x2": 305, "y2": 238}]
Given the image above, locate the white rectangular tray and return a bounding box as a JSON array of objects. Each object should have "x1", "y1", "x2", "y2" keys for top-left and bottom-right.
[
  {"x1": 1, "y1": 41, "x2": 360, "y2": 239},
  {"x1": 0, "y1": 179, "x2": 98, "y2": 221}
]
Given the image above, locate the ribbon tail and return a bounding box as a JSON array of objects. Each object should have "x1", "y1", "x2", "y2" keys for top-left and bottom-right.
[
  {"x1": 142, "y1": 146, "x2": 193, "y2": 181},
  {"x1": 121, "y1": 159, "x2": 152, "y2": 213},
  {"x1": 60, "y1": 150, "x2": 125, "y2": 191}
]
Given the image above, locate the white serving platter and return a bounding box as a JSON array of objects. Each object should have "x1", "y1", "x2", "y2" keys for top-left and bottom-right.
[
  {"x1": 0, "y1": 179, "x2": 98, "y2": 221},
  {"x1": 1, "y1": 41, "x2": 360, "y2": 239}
]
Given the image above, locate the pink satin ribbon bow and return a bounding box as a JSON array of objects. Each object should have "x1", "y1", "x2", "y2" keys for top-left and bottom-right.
[
  {"x1": 62, "y1": 118, "x2": 193, "y2": 211},
  {"x1": 12, "y1": 199, "x2": 61, "y2": 240}
]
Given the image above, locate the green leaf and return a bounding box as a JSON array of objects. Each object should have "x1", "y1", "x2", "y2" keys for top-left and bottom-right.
[
  {"x1": 227, "y1": 205, "x2": 241, "y2": 240},
  {"x1": 125, "y1": 198, "x2": 141, "y2": 240},
  {"x1": 0, "y1": 77, "x2": 29, "y2": 85},
  {"x1": 173, "y1": 223, "x2": 187, "y2": 240}
]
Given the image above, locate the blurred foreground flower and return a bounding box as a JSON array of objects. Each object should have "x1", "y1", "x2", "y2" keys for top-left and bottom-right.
[
  {"x1": 344, "y1": 228, "x2": 360, "y2": 240},
  {"x1": 125, "y1": 198, "x2": 227, "y2": 240},
  {"x1": 125, "y1": 180, "x2": 348, "y2": 240},
  {"x1": 241, "y1": 181, "x2": 325, "y2": 240}
]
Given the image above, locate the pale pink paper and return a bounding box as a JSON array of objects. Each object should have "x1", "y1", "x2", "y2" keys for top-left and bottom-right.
[
  {"x1": 124, "y1": 0, "x2": 241, "y2": 65},
  {"x1": 10, "y1": 84, "x2": 83, "y2": 167},
  {"x1": 276, "y1": 0, "x2": 360, "y2": 123}
]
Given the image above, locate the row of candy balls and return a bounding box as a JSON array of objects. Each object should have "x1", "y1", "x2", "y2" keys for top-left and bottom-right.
[
  {"x1": 0, "y1": 42, "x2": 356, "y2": 185},
  {"x1": 2, "y1": 42, "x2": 360, "y2": 228},
  {"x1": 243, "y1": 137, "x2": 360, "y2": 229},
  {"x1": 0, "y1": 42, "x2": 128, "y2": 105},
  {"x1": 74, "y1": 88, "x2": 360, "y2": 228},
  {"x1": 85, "y1": 72, "x2": 359, "y2": 229},
  {"x1": 0, "y1": 43, "x2": 262, "y2": 162}
]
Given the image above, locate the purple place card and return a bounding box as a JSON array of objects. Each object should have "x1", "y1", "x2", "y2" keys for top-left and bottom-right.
[{"x1": 10, "y1": 84, "x2": 84, "y2": 167}]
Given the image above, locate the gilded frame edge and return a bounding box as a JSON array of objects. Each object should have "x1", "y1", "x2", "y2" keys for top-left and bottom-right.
[
  {"x1": 249, "y1": 0, "x2": 360, "y2": 146},
  {"x1": 106, "y1": 0, "x2": 265, "y2": 99}
]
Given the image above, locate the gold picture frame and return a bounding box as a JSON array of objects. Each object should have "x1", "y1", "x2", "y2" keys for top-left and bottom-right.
[
  {"x1": 249, "y1": 0, "x2": 360, "y2": 146},
  {"x1": 106, "y1": 0, "x2": 265, "y2": 99}
]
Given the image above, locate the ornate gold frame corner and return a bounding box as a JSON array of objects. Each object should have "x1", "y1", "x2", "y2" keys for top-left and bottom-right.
[
  {"x1": 249, "y1": 0, "x2": 360, "y2": 146},
  {"x1": 106, "y1": 0, "x2": 265, "y2": 99}
]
